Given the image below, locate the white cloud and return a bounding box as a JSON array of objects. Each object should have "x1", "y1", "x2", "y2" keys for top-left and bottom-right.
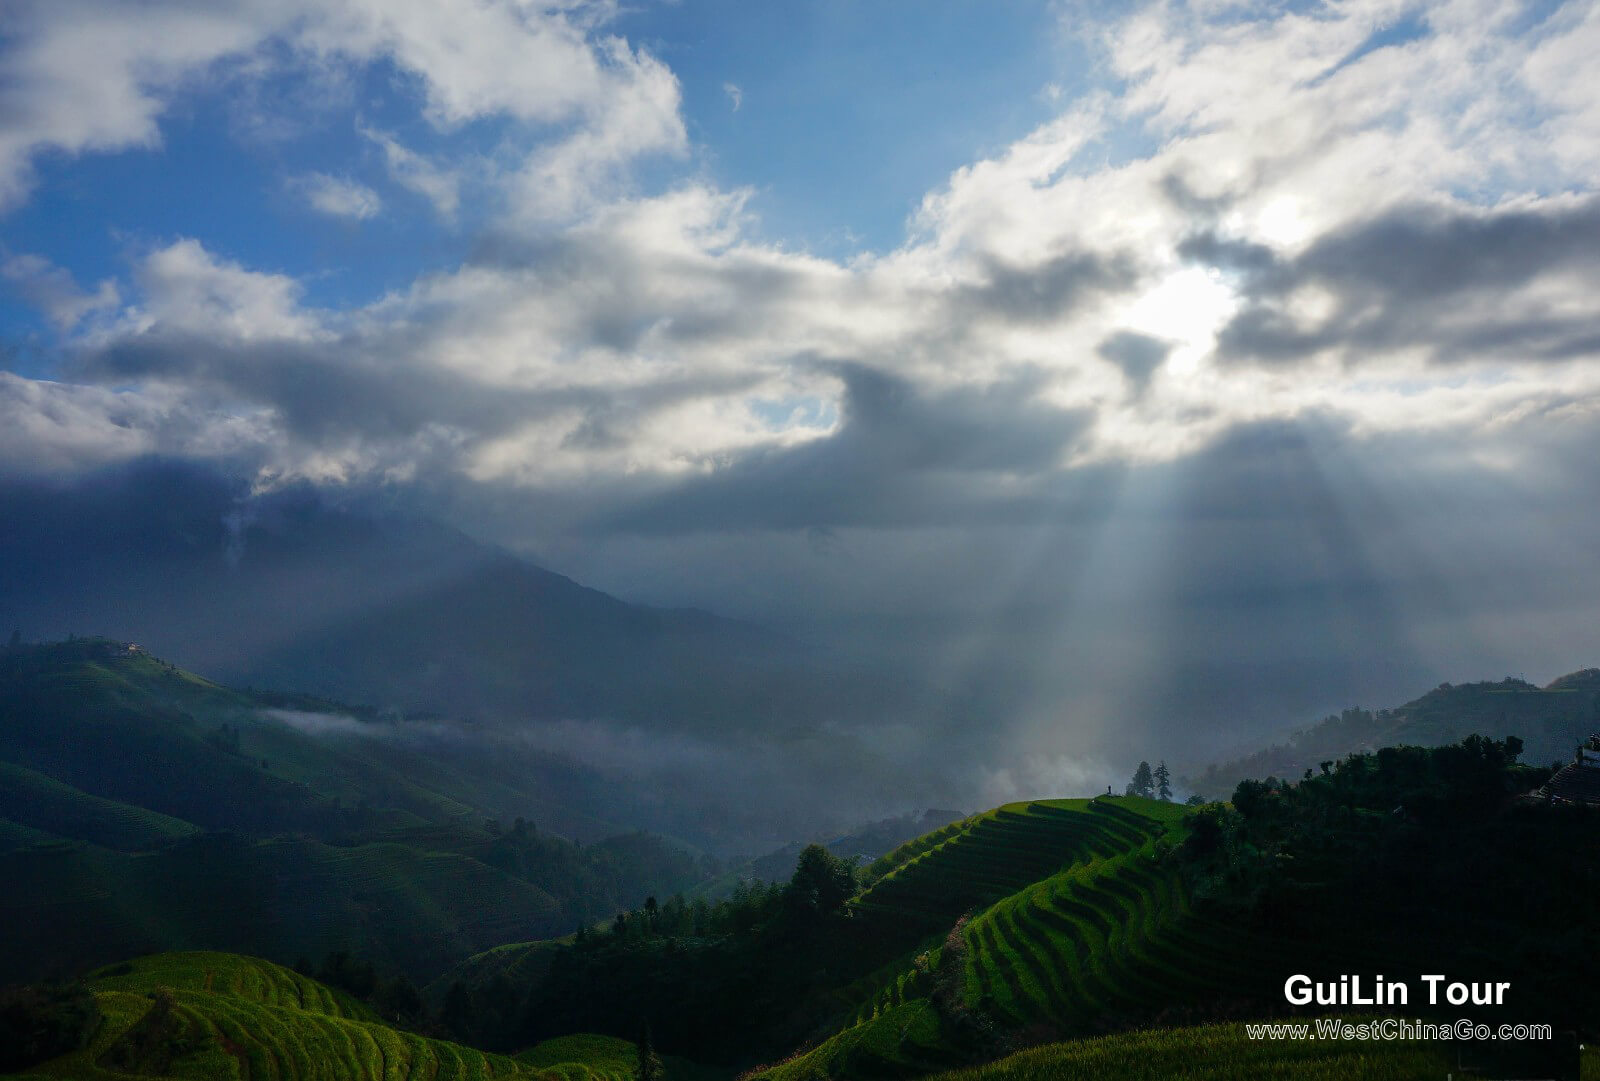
[
  {"x1": 0, "y1": 0, "x2": 685, "y2": 218},
  {"x1": 1, "y1": 255, "x2": 120, "y2": 332},
  {"x1": 0, "y1": 2, "x2": 276, "y2": 210},
  {"x1": 2, "y1": 0, "x2": 1597, "y2": 512},
  {"x1": 724, "y1": 82, "x2": 742, "y2": 111},
  {"x1": 359, "y1": 125, "x2": 463, "y2": 219},
  {"x1": 114, "y1": 239, "x2": 323, "y2": 344},
  {"x1": 506, "y1": 39, "x2": 686, "y2": 223},
  {"x1": 291, "y1": 172, "x2": 382, "y2": 220},
  {"x1": 0, "y1": 371, "x2": 272, "y2": 477}
]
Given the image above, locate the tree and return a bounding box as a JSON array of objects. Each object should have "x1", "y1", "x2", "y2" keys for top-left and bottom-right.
[
  {"x1": 1154, "y1": 761, "x2": 1173, "y2": 801},
  {"x1": 441, "y1": 981, "x2": 478, "y2": 1043},
  {"x1": 1232, "y1": 777, "x2": 1274, "y2": 819},
  {"x1": 0, "y1": 983, "x2": 101, "y2": 1072},
  {"x1": 787, "y1": 843, "x2": 855, "y2": 924},
  {"x1": 374, "y1": 976, "x2": 424, "y2": 1024},
  {"x1": 1126, "y1": 761, "x2": 1155, "y2": 799},
  {"x1": 636, "y1": 1024, "x2": 663, "y2": 1081}
]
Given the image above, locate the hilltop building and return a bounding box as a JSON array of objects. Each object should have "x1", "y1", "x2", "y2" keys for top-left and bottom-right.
[{"x1": 1539, "y1": 735, "x2": 1600, "y2": 806}]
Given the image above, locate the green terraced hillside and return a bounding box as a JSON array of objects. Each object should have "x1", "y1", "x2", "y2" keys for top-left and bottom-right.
[
  {"x1": 753, "y1": 796, "x2": 1346, "y2": 1081},
  {"x1": 426, "y1": 940, "x2": 572, "y2": 1007},
  {"x1": 0, "y1": 760, "x2": 200, "y2": 852},
  {"x1": 919, "y1": 1020, "x2": 1457, "y2": 1081},
  {"x1": 743, "y1": 738, "x2": 1597, "y2": 1081},
  {"x1": 85, "y1": 952, "x2": 379, "y2": 1020},
  {"x1": 515, "y1": 1034, "x2": 721, "y2": 1081},
  {"x1": 3, "y1": 951, "x2": 553, "y2": 1081},
  {"x1": 843, "y1": 798, "x2": 1184, "y2": 969},
  {"x1": 517, "y1": 1035, "x2": 640, "y2": 1081},
  {"x1": 953, "y1": 825, "x2": 1336, "y2": 1033},
  {"x1": 751, "y1": 798, "x2": 1200, "y2": 1080}
]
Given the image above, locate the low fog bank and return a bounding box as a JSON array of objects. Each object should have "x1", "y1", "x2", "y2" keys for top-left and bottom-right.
[{"x1": 257, "y1": 705, "x2": 963, "y2": 855}]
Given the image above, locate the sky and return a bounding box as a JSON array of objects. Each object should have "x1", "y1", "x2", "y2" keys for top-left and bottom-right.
[{"x1": 3, "y1": 0, "x2": 1600, "y2": 783}]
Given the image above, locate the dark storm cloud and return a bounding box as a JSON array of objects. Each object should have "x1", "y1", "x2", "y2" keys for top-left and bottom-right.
[
  {"x1": 603, "y1": 361, "x2": 1094, "y2": 534},
  {"x1": 1158, "y1": 172, "x2": 1237, "y2": 219},
  {"x1": 1175, "y1": 232, "x2": 1276, "y2": 275},
  {"x1": 1190, "y1": 195, "x2": 1600, "y2": 365},
  {"x1": 468, "y1": 224, "x2": 817, "y2": 352},
  {"x1": 953, "y1": 250, "x2": 1140, "y2": 325},
  {"x1": 1097, "y1": 330, "x2": 1172, "y2": 395},
  {"x1": 73, "y1": 332, "x2": 761, "y2": 446}
]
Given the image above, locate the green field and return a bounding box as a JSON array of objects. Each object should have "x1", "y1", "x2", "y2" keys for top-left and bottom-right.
[
  {"x1": 3, "y1": 952, "x2": 554, "y2": 1081},
  {"x1": 2, "y1": 951, "x2": 731, "y2": 1081},
  {"x1": 954, "y1": 822, "x2": 1324, "y2": 1032},
  {"x1": 0, "y1": 830, "x2": 565, "y2": 985},
  {"x1": 920, "y1": 1021, "x2": 1456, "y2": 1081},
  {"x1": 0, "y1": 640, "x2": 710, "y2": 986},
  {"x1": 517, "y1": 1034, "x2": 640, "y2": 1080},
  {"x1": 5, "y1": 645, "x2": 1592, "y2": 1081},
  {"x1": 426, "y1": 939, "x2": 572, "y2": 1007},
  {"x1": 837, "y1": 798, "x2": 1184, "y2": 980},
  {"x1": 0, "y1": 760, "x2": 200, "y2": 852},
  {"x1": 750, "y1": 796, "x2": 1359, "y2": 1081}
]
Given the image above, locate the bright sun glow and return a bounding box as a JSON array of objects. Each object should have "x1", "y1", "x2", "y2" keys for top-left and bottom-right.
[
  {"x1": 1118, "y1": 266, "x2": 1239, "y2": 377},
  {"x1": 1250, "y1": 196, "x2": 1315, "y2": 248}
]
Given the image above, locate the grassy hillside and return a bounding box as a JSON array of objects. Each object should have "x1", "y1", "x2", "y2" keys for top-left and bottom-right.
[
  {"x1": 917, "y1": 1021, "x2": 1457, "y2": 1081},
  {"x1": 507, "y1": 797, "x2": 1250, "y2": 1076},
  {"x1": 486, "y1": 739, "x2": 1594, "y2": 1081},
  {"x1": 425, "y1": 940, "x2": 572, "y2": 1008},
  {"x1": 0, "y1": 760, "x2": 199, "y2": 852},
  {"x1": 0, "y1": 808, "x2": 572, "y2": 988},
  {"x1": 748, "y1": 797, "x2": 1289, "y2": 1081},
  {"x1": 854, "y1": 799, "x2": 1179, "y2": 942},
  {"x1": 693, "y1": 810, "x2": 969, "y2": 899},
  {"x1": 0, "y1": 638, "x2": 612, "y2": 838},
  {"x1": 3, "y1": 951, "x2": 551, "y2": 1081},
  {"x1": 0, "y1": 640, "x2": 712, "y2": 986},
  {"x1": 515, "y1": 1034, "x2": 721, "y2": 1081},
  {"x1": 517, "y1": 1034, "x2": 641, "y2": 1080},
  {"x1": 85, "y1": 952, "x2": 378, "y2": 1020}
]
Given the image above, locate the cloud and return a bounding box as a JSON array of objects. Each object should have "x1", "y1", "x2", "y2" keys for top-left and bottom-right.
[
  {"x1": 595, "y1": 362, "x2": 1093, "y2": 534},
  {"x1": 1096, "y1": 330, "x2": 1172, "y2": 396},
  {"x1": 723, "y1": 82, "x2": 742, "y2": 112},
  {"x1": 0, "y1": 1, "x2": 1597, "y2": 675},
  {"x1": 0, "y1": 1, "x2": 271, "y2": 210},
  {"x1": 0, "y1": 371, "x2": 270, "y2": 478},
  {"x1": 261, "y1": 709, "x2": 372, "y2": 738},
  {"x1": 1, "y1": 255, "x2": 120, "y2": 332},
  {"x1": 119, "y1": 239, "x2": 320, "y2": 343},
  {"x1": 0, "y1": 0, "x2": 684, "y2": 216},
  {"x1": 291, "y1": 172, "x2": 381, "y2": 220},
  {"x1": 951, "y1": 250, "x2": 1140, "y2": 326},
  {"x1": 506, "y1": 39, "x2": 686, "y2": 223},
  {"x1": 359, "y1": 125, "x2": 463, "y2": 219},
  {"x1": 1196, "y1": 194, "x2": 1600, "y2": 366}
]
